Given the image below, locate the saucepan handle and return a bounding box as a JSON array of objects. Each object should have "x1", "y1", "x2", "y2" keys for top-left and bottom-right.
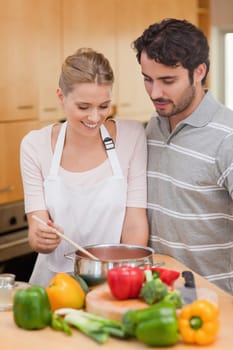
[
  {"x1": 64, "y1": 251, "x2": 76, "y2": 262},
  {"x1": 138, "y1": 260, "x2": 165, "y2": 268},
  {"x1": 150, "y1": 259, "x2": 165, "y2": 267}
]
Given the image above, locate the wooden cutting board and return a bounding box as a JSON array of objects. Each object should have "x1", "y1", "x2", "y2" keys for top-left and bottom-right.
[{"x1": 85, "y1": 283, "x2": 148, "y2": 322}]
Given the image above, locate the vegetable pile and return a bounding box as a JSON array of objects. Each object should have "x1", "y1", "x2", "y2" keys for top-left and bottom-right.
[
  {"x1": 107, "y1": 265, "x2": 183, "y2": 307},
  {"x1": 12, "y1": 268, "x2": 220, "y2": 347}
]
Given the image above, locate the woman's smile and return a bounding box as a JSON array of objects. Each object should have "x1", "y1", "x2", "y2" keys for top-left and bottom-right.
[{"x1": 81, "y1": 121, "x2": 98, "y2": 129}]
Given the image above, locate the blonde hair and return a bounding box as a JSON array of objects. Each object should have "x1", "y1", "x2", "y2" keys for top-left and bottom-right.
[{"x1": 59, "y1": 48, "x2": 114, "y2": 95}]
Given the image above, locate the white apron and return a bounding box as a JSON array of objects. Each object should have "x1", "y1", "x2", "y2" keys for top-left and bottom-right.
[{"x1": 29, "y1": 121, "x2": 127, "y2": 286}]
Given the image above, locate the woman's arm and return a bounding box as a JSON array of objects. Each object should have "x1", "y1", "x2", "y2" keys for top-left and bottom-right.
[
  {"x1": 119, "y1": 121, "x2": 148, "y2": 246},
  {"x1": 20, "y1": 127, "x2": 61, "y2": 253},
  {"x1": 121, "y1": 207, "x2": 149, "y2": 246}
]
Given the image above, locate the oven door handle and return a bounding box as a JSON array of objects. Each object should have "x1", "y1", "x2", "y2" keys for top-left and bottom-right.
[{"x1": 0, "y1": 237, "x2": 29, "y2": 250}]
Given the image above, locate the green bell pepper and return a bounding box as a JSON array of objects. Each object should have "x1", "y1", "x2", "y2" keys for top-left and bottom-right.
[
  {"x1": 13, "y1": 285, "x2": 52, "y2": 330},
  {"x1": 122, "y1": 300, "x2": 179, "y2": 347}
]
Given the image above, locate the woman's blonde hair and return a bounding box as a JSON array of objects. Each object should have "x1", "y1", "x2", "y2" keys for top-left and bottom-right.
[{"x1": 59, "y1": 48, "x2": 114, "y2": 95}]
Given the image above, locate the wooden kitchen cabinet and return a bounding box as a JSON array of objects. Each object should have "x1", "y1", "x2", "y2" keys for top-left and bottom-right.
[
  {"x1": 198, "y1": 0, "x2": 211, "y2": 87},
  {"x1": 0, "y1": 0, "x2": 62, "y2": 205},
  {"x1": 198, "y1": 0, "x2": 211, "y2": 39},
  {"x1": 0, "y1": 0, "x2": 64, "y2": 205},
  {"x1": 0, "y1": 121, "x2": 38, "y2": 204},
  {"x1": 115, "y1": 0, "x2": 153, "y2": 121},
  {"x1": 0, "y1": 0, "x2": 63, "y2": 124},
  {"x1": 0, "y1": 0, "x2": 39, "y2": 122},
  {"x1": 62, "y1": 0, "x2": 117, "y2": 106},
  {"x1": 62, "y1": 0, "x2": 116, "y2": 67},
  {"x1": 37, "y1": 0, "x2": 63, "y2": 122}
]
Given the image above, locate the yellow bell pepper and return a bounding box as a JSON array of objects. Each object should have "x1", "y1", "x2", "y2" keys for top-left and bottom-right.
[
  {"x1": 46, "y1": 272, "x2": 85, "y2": 311},
  {"x1": 178, "y1": 299, "x2": 219, "y2": 345}
]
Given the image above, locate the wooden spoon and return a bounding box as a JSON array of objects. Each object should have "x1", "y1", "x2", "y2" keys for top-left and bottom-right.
[{"x1": 32, "y1": 214, "x2": 98, "y2": 260}]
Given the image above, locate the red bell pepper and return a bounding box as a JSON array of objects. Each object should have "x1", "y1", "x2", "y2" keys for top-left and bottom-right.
[
  {"x1": 143, "y1": 266, "x2": 180, "y2": 288},
  {"x1": 107, "y1": 266, "x2": 145, "y2": 300}
]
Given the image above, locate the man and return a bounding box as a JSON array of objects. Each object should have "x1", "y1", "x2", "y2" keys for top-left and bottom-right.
[{"x1": 133, "y1": 18, "x2": 233, "y2": 295}]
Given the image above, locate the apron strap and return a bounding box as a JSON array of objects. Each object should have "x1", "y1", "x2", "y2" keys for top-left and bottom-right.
[
  {"x1": 49, "y1": 121, "x2": 67, "y2": 177},
  {"x1": 100, "y1": 124, "x2": 123, "y2": 178}
]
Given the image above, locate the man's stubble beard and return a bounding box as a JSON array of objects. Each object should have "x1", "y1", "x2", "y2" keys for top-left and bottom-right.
[{"x1": 156, "y1": 85, "x2": 196, "y2": 119}]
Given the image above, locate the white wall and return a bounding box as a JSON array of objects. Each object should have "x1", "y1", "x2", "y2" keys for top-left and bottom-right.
[{"x1": 210, "y1": 0, "x2": 233, "y2": 103}]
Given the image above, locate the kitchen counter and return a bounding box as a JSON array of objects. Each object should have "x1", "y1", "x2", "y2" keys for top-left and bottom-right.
[{"x1": 0, "y1": 254, "x2": 232, "y2": 350}]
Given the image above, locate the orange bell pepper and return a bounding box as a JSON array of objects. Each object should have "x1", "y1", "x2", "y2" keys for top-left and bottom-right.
[
  {"x1": 46, "y1": 272, "x2": 85, "y2": 311},
  {"x1": 178, "y1": 299, "x2": 219, "y2": 345}
]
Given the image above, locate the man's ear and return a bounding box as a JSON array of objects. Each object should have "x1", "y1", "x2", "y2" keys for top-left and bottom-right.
[{"x1": 194, "y1": 63, "x2": 207, "y2": 84}]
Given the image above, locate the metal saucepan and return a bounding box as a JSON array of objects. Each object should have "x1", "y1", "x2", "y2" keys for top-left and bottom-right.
[{"x1": 65, "y1": 243, "x2": 163, "y2": 286}]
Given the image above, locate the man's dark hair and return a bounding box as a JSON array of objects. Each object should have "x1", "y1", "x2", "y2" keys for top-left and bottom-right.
[{"x1": 133, "y1": 18, "x2": 210, "y2": 85}]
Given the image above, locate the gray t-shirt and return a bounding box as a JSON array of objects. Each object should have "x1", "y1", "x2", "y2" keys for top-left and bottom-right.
[{"x1": 147, "y1": 90, "x2": 233, "y2": 295}]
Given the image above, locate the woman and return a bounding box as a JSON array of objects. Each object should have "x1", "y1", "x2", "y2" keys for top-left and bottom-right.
[{"x1": 20, "y1": 48, "x2": 148, "y2": 286}]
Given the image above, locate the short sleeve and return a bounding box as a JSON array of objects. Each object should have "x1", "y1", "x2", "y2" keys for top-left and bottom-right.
[
  {"x1": 115, "y1": 120, "x2": 147, "y2": 208},
  {"x1": 20, "y1": 126, "x2": 52, "y2": 213}
]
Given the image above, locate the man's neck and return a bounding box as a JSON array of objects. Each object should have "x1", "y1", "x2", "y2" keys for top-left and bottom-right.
[{"x1": 169, "y1": 89, "x2": 206, "y2": 132}]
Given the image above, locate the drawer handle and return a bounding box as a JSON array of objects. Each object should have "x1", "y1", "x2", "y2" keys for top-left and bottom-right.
[
  {"x1": 0, "y1": 185, "x2": 15, "y2": 193},
  {"x1": 43, "y1": 107, "x2": 57, "y2": 112},
  {"x1": 17, "y1": 105, "x2": 34, "y2": 110},
  {"x1": 119, "y1": 102, "x2": 130, "y2": 107}
]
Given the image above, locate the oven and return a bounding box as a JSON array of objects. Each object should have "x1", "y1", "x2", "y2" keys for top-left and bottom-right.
[{"x1": 0, "y1": 201, "x2": 37, "y2": 281}]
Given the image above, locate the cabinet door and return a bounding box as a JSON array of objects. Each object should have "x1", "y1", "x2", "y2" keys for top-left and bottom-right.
[
  {"x1": 115, "y1": 0, "x2": 198, "y2": 121},
  {"x1": 0, "y1": 1, "x2": 39, "y2": 121},
  {"x1": 62, "y1": 0, "x2": 117, "y2": 105},
  {"x1": 38, "y1": 0, "x2": 63, "y2": 122},
  {"x1": 0, "y1": 121, "x2": 39, "y2": 204}
]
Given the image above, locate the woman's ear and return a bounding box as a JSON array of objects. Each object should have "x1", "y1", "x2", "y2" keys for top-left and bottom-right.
[
  {"x1": 56, "y1": 88, "x2": 64, "y2": 105},
  {"x1": 194, "y1": 63, "x2": 207, "y2": 84}
]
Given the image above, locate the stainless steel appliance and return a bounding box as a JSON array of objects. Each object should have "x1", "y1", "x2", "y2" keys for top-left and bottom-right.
[{"x1": 0, "y1": 201, "x2": 37, "y2": 281}]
